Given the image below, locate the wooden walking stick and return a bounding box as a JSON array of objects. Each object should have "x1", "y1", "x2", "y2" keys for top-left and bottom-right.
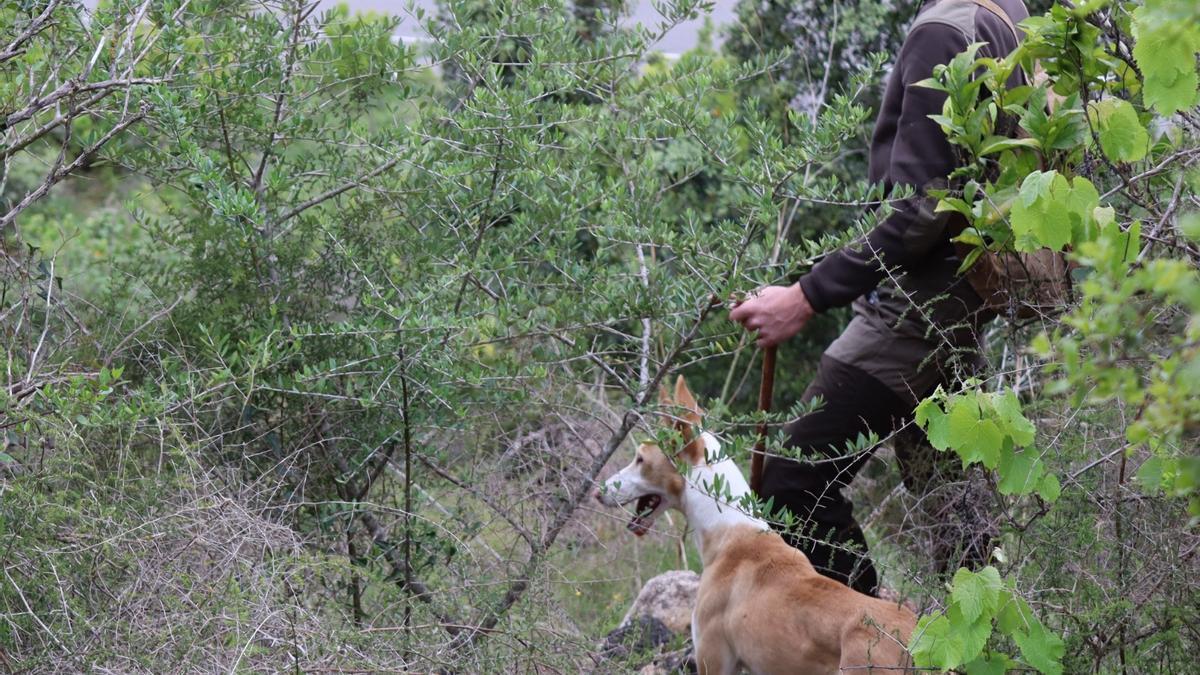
[{"x1": 749, "y1": 345, "x2": 777, "y2": 495}]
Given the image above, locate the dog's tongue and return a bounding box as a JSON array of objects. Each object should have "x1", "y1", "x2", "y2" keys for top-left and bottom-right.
[{"x1": 627, "y1": 495, "x2": 660, "y2": 537}]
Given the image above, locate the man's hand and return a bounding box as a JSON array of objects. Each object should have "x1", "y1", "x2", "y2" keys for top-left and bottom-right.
[{"x1": 729, "y1": 283, "x2": 814, "y2": 348}]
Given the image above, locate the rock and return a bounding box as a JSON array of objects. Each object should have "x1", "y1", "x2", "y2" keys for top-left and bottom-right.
[
  {"x1": 619, "y1": 570, "x2": 700, "y2": 635},
  {"x1": 598, "y1": 570, "x2": 701, "y2": 668}
]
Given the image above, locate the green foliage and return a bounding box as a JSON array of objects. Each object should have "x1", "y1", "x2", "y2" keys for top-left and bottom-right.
[
  {"x1": 1010, "y1": 171, "x2": 1099, "y2": 251},
  {"x1": 1131, "y1": 0, "x2": 1200, "y2": 115},
  {"x1": 1033, "y1": 251, "x2": 1200, "y2": 516},
  {"x1": 910, "y1": 566, "x2": 1064, "y2": 674},
  {"x1": 1089, "y1": 97, "x2": 1150, "y2": 163},
  {"x1": 910, "y1": 0, "x2": 1199, "y2": 670},
  {"x1": 916, "y1": 387, "x2": 1058, "y2": 500}
]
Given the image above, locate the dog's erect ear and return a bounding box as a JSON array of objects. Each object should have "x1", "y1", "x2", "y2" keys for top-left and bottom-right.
[
  {"x1": 672, "y1": 375, "x2": 706, "y2": 465},
  {"x1": 674, "y1": 375, "x2": 703, "y2": 420},
  {"x1": 658, "y1": 384, "x2": 677, "y2": 429}
]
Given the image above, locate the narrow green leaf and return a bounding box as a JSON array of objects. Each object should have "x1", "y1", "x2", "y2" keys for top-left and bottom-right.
[{"x1": 979, "y1": 135, "x2": 1041, "y2": 156}]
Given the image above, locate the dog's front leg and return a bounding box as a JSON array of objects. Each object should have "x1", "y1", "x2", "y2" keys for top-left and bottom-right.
[{"x1": 693, "y1": 626, "x2": 738, "y2": 675}]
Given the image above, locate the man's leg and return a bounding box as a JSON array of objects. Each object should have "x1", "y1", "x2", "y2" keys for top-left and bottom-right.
[
  {"x1": 758, "y1": 355, "x2": 911, "y2": 596},
  {"x1": 894, "y1": 423, "x2": 996, "y2": 575}
]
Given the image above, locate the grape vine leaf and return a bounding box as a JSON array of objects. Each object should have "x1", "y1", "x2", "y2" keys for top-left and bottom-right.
[
  {"x1": 1136, "y1": 455, "x2": 1166, "y2": 492},
  {"x1": 1037, "y1": 473, "x2": 1061, "y2": 502},
  {"x1": 1064, "y1": 177, "x2": 1100, "y2": 243},
  {"x1": 1013, "y1": 620, "x2": 1066, "y2": 675},
  {"x1": 910, "y1": 613, "x2": 967, "y2": 671},
  {"x1": 992, "y1": 390, "x2": 1036, "y2": 446},
  {"x1": 996, "y1": 590, "x2": 1036, "y2": 635},
  {"x1": 1089, "y1": 98, "x2": 1150, "y2": 163},
  {"x1": 916, "y1": 394, "x2": 953, "y2": 451},
  {"x1": 952, "y1": 566, "x2": 1003, "y2": 623},
  {"x1": 1132, "y1": 3, "x2": 1200, "y2": 116},
  {"x1": 948, "y1": 603, "x2": 994, "y2": 664},
  {"x1": 964, "y1": 653, "x2": 1015, "y2": 675},
  {"x1": 947, "y1": 397, "x2": 1004, "y2": 469},
  {"x1": 1011, "y1": 173, "x2": 1073, "y2": 251},
  {"x1": 997, "y1": 448, "x2": 1045, "y2": 495}
]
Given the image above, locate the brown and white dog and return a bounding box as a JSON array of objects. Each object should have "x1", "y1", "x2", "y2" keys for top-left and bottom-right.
[{"x1": 597, "y1": 376, "x2": 916, "y2": 674}]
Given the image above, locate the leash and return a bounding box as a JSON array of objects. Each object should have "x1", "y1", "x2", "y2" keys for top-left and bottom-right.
[{"x1": 749, "y1": 345, "x2": 776, "y2": 495}]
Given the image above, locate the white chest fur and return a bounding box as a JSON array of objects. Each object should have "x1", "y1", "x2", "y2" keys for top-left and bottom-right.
[{"x1": 682, "y1": 433, "x2": 769, "y2": 553}]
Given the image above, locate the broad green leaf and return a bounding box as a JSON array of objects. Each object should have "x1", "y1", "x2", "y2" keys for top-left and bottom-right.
[
  {"x1": 1013, "y1": 620, "x2": 1065, "y2": 675},
  {"x1": 1132, "y1": 5, "x2": 1200, "y2": 115},
  {"x1": 996, "y1": 591, "x2": 1036, "y2": 635},
  {"x1": 1018, "y1": 170, "x2": 1056, "y2": 207},
  {"x1": 946, "y1": 396, "x2": 980, "y2": 446},
  {"x1": 952, "y1": 566, "x2": 1003, "y2": 623},
  {"x1": 910, "y1": 613, "x2": 967, "y2": 671},
  {"x1": 992, "y1": 390, "x2": 1036, "y2": 446},
  {"x1": 917, "y1": 396, "x2": 952, "y2": 451},
  {"x1": 1089, "y1": 98, "x2": 1150, "y2": 163},
  {"x1": 1037, "y1": 473, "x2": 1061, "y2": 502},
  {"x1": 1012, "y1": 188, "x2": 1070, "y2": 252},
  {"x1": 973, "y1": 420, "x2": 1004, "y2": 470},
  {"x1": 945, "y1": 396, "x2": 1003, "y2": 468},
  {"x1": 1034, "y1": 177, "x2": 1074, "y2": 251},
  {"x1": 1108, "y1": 219, "x2": 1140, "y2": 268},
  {"x1": 1064, "y1": 177, "x2": 1100, "y2": 244},
  {"x1": 946, "y1": 395, "x2": 980, "y2": 432},
  {"x1": 964, "y1": 653, "x2": 1016, "y2": 675},
  {"x1": 997, "y1": 449, "x2": 1045, "y2": 496},
  {"x1": 1136, "y1": 456, "x2": 1166, "y2": 493},
  {"x1": 948, "y1": 603, "x2": 993, "y2": 664}
]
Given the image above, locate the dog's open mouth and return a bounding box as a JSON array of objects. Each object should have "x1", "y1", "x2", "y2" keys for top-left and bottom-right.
[{"x1": 627, "y1": 494, "x2": 663, "y2": 537}]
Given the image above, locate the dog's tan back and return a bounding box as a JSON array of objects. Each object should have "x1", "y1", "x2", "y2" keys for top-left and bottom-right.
[{"x1": 694, "y1": 524, "x2": 915, "y2": 674}]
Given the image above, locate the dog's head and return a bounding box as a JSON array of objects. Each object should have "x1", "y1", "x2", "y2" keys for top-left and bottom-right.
[{"x1": 596, "y1": 375, "x2": 709, "y2": 536}]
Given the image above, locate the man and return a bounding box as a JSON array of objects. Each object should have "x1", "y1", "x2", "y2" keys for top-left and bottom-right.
[{"x1": 729, "y1": 0, "x2": 1028, "y2": 596}]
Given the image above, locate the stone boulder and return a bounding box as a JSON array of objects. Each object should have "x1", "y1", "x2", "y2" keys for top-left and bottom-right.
[
  {"x1": 599, "y1": 570, "x2": 700, "y2": 666},
  {"x1": 620, "y1": 570, "x2": 700, "y2": 635}
]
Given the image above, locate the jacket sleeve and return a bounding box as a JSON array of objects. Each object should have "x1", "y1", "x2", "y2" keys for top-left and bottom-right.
[{"x1": 798, "y1": 23, "x2": 970, "y2": 313}]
